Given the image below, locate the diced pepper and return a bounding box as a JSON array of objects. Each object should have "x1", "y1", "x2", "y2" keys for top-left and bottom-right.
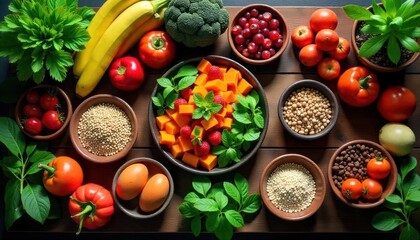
[
  {"x1": 156, "y1": 114, "x2": 171, "y2": 130},
  {"x1": 204, "y1": 79, "x2": 227, "y2": 92},
  {"x1": 192, "y1": 85, "x2": 208, "y2": 98},
  {"x1": 172, "y1": 112, "x2": 192, "y2": 127},
  {"x1": 178, "y1": 136, "x2": 194, "y2": 152},
  {"x1": 194, "y1": 73, "x2": 208, "y2": 86},
  {"x1": 237, "y1": 78, "x2": 253, "y2": 95},
  {"x1": 196, "y1": 58, "x2": 212, "y2": 73},
  {"x1": 200, "y1": 115, "x2": 219, "y2": 130},
  {"x1": 159, "y1": 131, "x2": 176, "y2": 146},
  {"x1": 179, "y1": 104, "x2": 195, "y2": 115},
  {"x1": 200, "y1": 154, "x2": 218, "y2": 171},
  {"x1": 165, "y1": 120, "x2": 180, "y2": 134},
  {"x1": 182, "y1": 152, "x2": 200, "y2": 168},
  {"x1": 171, "y1": 144, "x2": 183, "y2": 158}
]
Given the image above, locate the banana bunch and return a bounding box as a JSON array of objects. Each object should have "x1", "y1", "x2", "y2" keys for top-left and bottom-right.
[{"x1": 74, "y1": 0, "x2": 169, "y2": 98}]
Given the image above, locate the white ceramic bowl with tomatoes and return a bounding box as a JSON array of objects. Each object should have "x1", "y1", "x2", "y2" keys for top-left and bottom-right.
[{"x1": 15, "y1": 84, "x2": 72, "y2": 140}]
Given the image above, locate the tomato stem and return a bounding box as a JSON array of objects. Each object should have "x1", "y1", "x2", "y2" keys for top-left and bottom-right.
[
  {"x1": 117, "y1": 66, "x2": 126, "y2": 75},
  {"x1": 152, "y1": 37, "x2": 164, "y2": 50},
  {"x1": 359, "y1": 75, "x2": 372, "y2": 89},
  {"x1": 69, "y1": 196, "x2": 96, "y2": 235},
  {"x1": 38, "y1": 163, "x2": 55, "y2": 178}
]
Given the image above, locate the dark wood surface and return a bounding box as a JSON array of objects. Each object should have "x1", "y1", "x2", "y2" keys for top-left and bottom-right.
[{"x1": 3, "y1": 6, "x2": 420, "y2": 239}]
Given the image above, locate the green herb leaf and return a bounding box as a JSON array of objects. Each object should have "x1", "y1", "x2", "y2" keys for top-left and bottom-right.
[
  {"x1": 157, "y1": 78, "x2": 173, "y2": 88},
  {"x1": 400, "y1": 224, "x2": 420, "y2": 240},
  {"x1": 371, "y1": 211, "x2": 404, "y2": 231},
  {"x1": 343, "y1": 5, "x2": 373, "y2": 20},
  {"x1": 224, "y1": 182, "x2": 241, "y2": 204},
  {"x1": 179, "y1": 202, "x2": 199, "y2": 218},
  {"x1": 21, "y1": 183, "x2": 50, "y2": 224},
  {"x1": 0, "y1": 156, "x2": 22, "y2": 178},
  {"x1": 192, "y1": 175, "x2": 211, "y2": 197},
  {"x1": 214, "y1": 192, "x2": 229, "y2": 210},
  {"x1": 234, "y1": 174, "x2": 249, "y2": 198},
  {"x1": 205, "y1": 212, "x2": 221, "y2": 232},
  {"x1": 184, "y1": 192, "x2": 201, "y2": 204},
  {"x1": 397, "y1": 34, "x2": 420, "y2": 52},
  {"x1": 194, "y1": 198, "x2": 219, "y2": 212},
  {"x1": 152, "y1": 95, "x2": 163, "y2": 107},
  {"x1": 254, "y1": 113, "x2": 265, "y2": 129},
  {"x1": 387, "y1": 36, "x2": 401, "y2": 65},
  {"x1": 26, "y1": 150, "x2": 55, "y2": 175},
  {"x1": 407, "y1": 190, "x2": 420, "y2": 202},
  {"x1": 385, "y1": 193, "x2": 404, "y2": 204},
  {"x1": 191, "y1": 216, "x2": 201, "y2": 237},
  {"x1": 174, "y1": 64, "x2": 198, "y2": 79},
  {"x1": 214, "y1": 217, "x2": 233, "y2": 240},
  {"x1": 224, "y1": 209, "x2": 244, "y2": 228},
  {"x1": 244, "y1": 128, "x2": 261, "y2": 141},
  {"x1": 4, "y1": 179, "x2": 23, "y2": 230},
  {"x1": 241, "y1": 194, "x2": 262, "y2": 213},
  {"x1": 358, "y1": 34, "x2": 389, "y2": 58},
  {"x1": 0, "y1": 117, "x2": 25, "y2": 159},
  {"x1": 177, "y1": 76, "x2": 196, "y2": 90},
  {"x1": 401, "y1": 156, "x2": 417, "y2": 180},
  {"x1": 233, "y1": 111, "x2": 252, "y2": 124}
]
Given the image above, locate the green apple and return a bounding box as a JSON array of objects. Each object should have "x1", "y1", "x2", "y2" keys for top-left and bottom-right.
[{"x1": 379, "y1": 123, "x2": 416, "y2": 157}]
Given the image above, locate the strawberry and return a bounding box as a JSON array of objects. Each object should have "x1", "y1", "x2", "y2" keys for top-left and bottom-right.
[
  {"x1": 213, "y1": 95, "x2": 226, "y2": 107},
  {"x1": 194, "y1": 140, "x2": 210, "y2": 157},
  {"x1": 180, "y1": 125, "x2": 192, "y2": 138},
  {"x1": 207, "y1": 66, "x2": 223, "y2": 80},
  {"x1": 207, "y1": 130, "x2": 222, "y2": 146},
  {"x1": 180, "y1": 87, "x2": 193, "y2": 100},
  {"x1": 174, "y1": 98, "x2": 187, "y2": 111}
]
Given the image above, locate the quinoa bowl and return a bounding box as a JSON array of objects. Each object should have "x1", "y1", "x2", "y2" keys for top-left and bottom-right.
[
  {"x1": 69, "y1": 94, "x2": 138, "y2": 163},
  {"x1": 259, "y1": 154, "x2": 326, "y2": 221}
]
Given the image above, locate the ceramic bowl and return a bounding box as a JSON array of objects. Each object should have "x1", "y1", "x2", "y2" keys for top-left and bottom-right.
[
  {"x1": 328, "y1": 139, "x2": 398, "y2": 208},
  {"x1": 112, "y1": 157, "x2": 174, "y2": 219},
  {"x1": 69, "y1": 94, "x2": 138, "y2": 163},
  {"x1": 149, "y1": 55, "x2": 269, "y2": 175},
  {"x1": 259, "y1": 154, "x2": 326, "y2": 221},
  {"x1": 277, "y1": 79, "x2": 338, "y2": 140},
  {"x1": 228, "y1": 4, "x2": 289, "y2": 65},
  {"x1": 15, "y1": 84, "x2": 72, "y2": 140}
]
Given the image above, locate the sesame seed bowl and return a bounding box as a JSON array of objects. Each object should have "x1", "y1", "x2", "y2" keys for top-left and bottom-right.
[
  {"x1": 69, "y1": 94, "x2": 138, "y2": 163},
  {"x1": 259, "y1": 153, "x2": 326, "y2": 221},
  {"x1": 277, "y1": 79, "x2": 338, "y2": 140}
]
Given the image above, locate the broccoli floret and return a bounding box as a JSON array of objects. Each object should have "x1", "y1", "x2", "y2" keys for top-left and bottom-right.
[{"x1": 164, "y1": 0, "x2": 229, "y2": 48}]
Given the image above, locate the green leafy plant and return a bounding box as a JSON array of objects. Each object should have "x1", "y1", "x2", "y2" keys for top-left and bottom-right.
[
  {"x1": 152, "y1": 64, "x2": 197, "y2": 115},
  {"x1": 0, "y1": 117, "x2": 58, "y2": 229},
  {"x1": 192, "y1": 91, "x2": 223, "y2": 121},
  {"x1": 0, "y1": 0, "x2": 95, "y2": 83},
  {"x1": 371, "y1": 156, "x2": 420, "y2": 240},
  {"x1": 178, "y1": 173, "x2": 261, "y2": 240},
  {"x1": 343, "y1": 0, "x2": 420, "y2": 65}
]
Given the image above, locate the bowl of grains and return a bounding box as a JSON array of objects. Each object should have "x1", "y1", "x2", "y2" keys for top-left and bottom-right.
[
  {"x1": 328, "y1": 139, "x2": 398, "y2": 208},
  {"x1": 277, "y1": 79, "x2": 338, "y2": 140},
  {"x1": 69, "y1": 94, "x2": 138, "y2": 163},
  {"x1": 259, "y1": 153, "x2": 326, "y2": 221}
]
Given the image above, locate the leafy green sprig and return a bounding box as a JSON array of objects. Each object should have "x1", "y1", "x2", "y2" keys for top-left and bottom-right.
[
  {"x1": 152, "y1": 64, "x2": 197, "y2": 115},
  {"x1": 192, "y1": 91, "x2": 223, "y2": 121},
  {"x1": 0, "y1": 117, "x2": 57, "y2": 229},
  {"x1": 178, "y1": 174, "x2": 261, "y2": 240},
  {"x1": 371, "y1": 156, "x2": 420, "y2": 240},
  {"x1": 0, "y1": 0, "x2": 95, "y2": 83}
]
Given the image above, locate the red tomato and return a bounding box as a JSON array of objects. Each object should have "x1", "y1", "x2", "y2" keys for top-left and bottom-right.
[
  {"x1": 341, "y1": 178, "x2": 363, "y2": 200},
  {"x1": 25, "y1": 90, "x2": 40, "y2": 104},
  {"x1": 315, "y1": 29, "x2": 339, "y2": 51},
  {"x1": 24, "y1": 117, "x2": 43, "y2": 135},
  {"x1": 109, "y1": 56, "x2": 145, "y2": 91},
  {"x1": 23, "y1": 104, "x2": 43, "y2": 118},
  {"x1": 328, "y1": 37, "x2": 351, "y2": 60},
  {"x1": 377, "y1": 86, "x2": 417, "y2": 122},
  {"x1": 367, "y1": 157, "x2": 391, "y2": 180},
  {"x1": 362, "y1": 178, "x2": 383, "y2": 201},
  {"x1": 40, "y1": 92, "x2": 59, "y2": 111},
  {"x1": 309, "y1": 8, "x2": 338, "y2": 32},
  {"x1": 317, "y1": 57, "x2": 341, "y2": 81},
  {"x1": 298, "y1": 44, "x2": 323, "y2": 67},
  {"x1": 139, "y1": 30, "x2": 176, "y2": 69},
  {"x1": 42, "y1": 110, "x2": 64, "y2": 130},
  {"x1": 291, "y1": 25, "x2": 314, "y2": 48}
]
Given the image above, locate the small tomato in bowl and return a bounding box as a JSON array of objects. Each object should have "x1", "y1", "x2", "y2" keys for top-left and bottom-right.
[
  {"x1": 139, "y1": 30, "x2": 176, "y2": 69},
  {"x1": 109, "y1": 56, "x2": 145, "y2": 91}
]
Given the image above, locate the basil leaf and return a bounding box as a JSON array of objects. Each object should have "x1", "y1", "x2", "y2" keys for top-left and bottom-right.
[
  {"x1": 217, "y1": 153, "x2": 229, "y2": 168},
  {"x1": 343, "y1": 5, "x2": 373, "y2": 20},
  {"x1": 0, "y1": 117, "x2": 25, "y2": 159},
  {"x1": 0, "y1": 155, "x2": 22, "y2": 178},
  {"x1": 192, "y1": 175, "x2": 211, "y2": 196},
  {"x1": 233, "y1": 111, "x2": 252, "y2": 124},
  {"x1": 177, "y1": 76, "x2": 196, "y2": 90},
  {"x1": 214, "y1": 192, "x2": 228, "y2": 210},
  {"x1": 191, "y1": 216, "x2": 201, "y2": 237},
  {"x1": 241, "y1": 194, "x2": 262, "y2": 213},
  {"x1": 26, "y1": 150, "x2": 55, "y2": 175},
  {"x1": 400, "y1": 224, "x2": 420, "y2": 240},
  {"x1": 236, "y1": 95, "x2": 248, "y2": 108},
  {"x1": 371, "y1": 211, "x2": 404, "y2": 231},
  {"x1": 205, "y1": 212, "x2": 221, "y2": 232},
  {"x1": 400, "y1": 156, "x2": 418, "y2": 181},
  {"x1": 184, "y1": 192, "x2": 201, "y2": 204},
  {"x1": 157, "y1": 78, "x2": 173, "y2": 88},
  {"x1": 249, "y1": 90, "x2": 260, "y2": 104},
  {"x1": 407, "y1": 190, "x2": 420, "y2": 202},
  {"x1": 224, "y1": 182, "x2": 241, "y2": 204},
  {"x1": 254, "y1": 113, "x2": 265, "y2": 129},
  {"x1": 215, "y1": 217, "x2": 233, "y2": 240},
  {"x1": 4, "y1": 179, "x2": 23, "y2": 230},
  {"x1": 21, "y1": 183, "x2": 50, "y2": 224},
  {"x1": 152, "y1": 95, "x2": 163, "y2": 107},
  {"x1": 244, "y1": 128, "x2": 260, "y2": 142},
  {"x1": 224, "y1": 209, "x2": 244, "y2": 228},
  {"x1": 385, "y1": 193, "x2": 404, "y2": 204},
  {"x1": 162, "y1": 86, "x2": 174, "y2": 99},
  {"x1": 174, "y1": 64, "x2": 198, "y2": 79},
  {"x1": 234, "y1": 174, "x2": 249, "y2": 199},
  {"x1": 194, "y1": 198, "x2": 219, "y2": 212},
  {"x1": 178, "y1": 202, "x2": 199, "y2": 218},
  {"x1": 212, "y1": 145, "x2": 227, "y2": 155}
]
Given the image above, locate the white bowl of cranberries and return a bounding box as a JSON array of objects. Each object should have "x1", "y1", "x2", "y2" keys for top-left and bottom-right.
[
  {"x1": 228, "y1": 4, "x2": 289, "y2": 65},
  {"x1": 15, "y1": 84, "x2": 72, "y2": 140}
]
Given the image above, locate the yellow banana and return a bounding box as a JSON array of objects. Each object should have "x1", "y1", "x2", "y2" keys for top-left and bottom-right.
[
  {"x1": 73, "y1": 0, "x2": 141, "y2": 77},
  {"x1": 115, "y1": 7, "x2": 167, "y2": 58},
  {"x1": 75, "y1": 0, "x2": 169, "y2": 98}
]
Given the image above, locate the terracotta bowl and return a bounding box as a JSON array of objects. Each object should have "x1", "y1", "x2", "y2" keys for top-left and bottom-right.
[
  {"x1": 112, "y1": 157, "x2": 174, "y2": 219},
  {"x1": 15, "y1": 84, "x2": 72, "y2": 140},
  {"x1": 228, "y1": 4, "x2": 289, "y2": 65},
  {"x1": 327, "y1": 139, "x2": 398, "y2": 208},
  {"x1": 277, "y1": 79, "x2": 338, "y2": 140},
  {"x1": 259, "y1": 154, "x2": 326, "y2": 221},
  {"x1": 69, "y1": 94, "x2": 138, "y2": 163},
  {"x1": 149, "y1": 55, "x2": 269, "y2": 175}
]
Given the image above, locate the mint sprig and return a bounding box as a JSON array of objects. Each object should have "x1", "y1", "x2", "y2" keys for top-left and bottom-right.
[
  {"x1": 192, "y1": 91, "x2": 222, "y2": 120},
  {"x1": 178, "y1": 174, "x2": 261, "y2": 240},
  {"x1": 371, "y1": 156, "x2": 420, "y2": 240}
]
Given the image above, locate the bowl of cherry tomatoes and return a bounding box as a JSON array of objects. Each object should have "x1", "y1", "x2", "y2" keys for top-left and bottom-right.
[
  {"x1": 327, "y1": 139, "x2": 398, "y2": 208},
  {"x1": 228, "y1": 4, "x2": 289, "y2": 65},
  {"x1": 15, "y1": 84, "x2": 72, "y2": 140}
]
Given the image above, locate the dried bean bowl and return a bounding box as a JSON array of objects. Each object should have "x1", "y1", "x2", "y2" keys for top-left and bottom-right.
[{"x1": 327, "y1": 139, "x2": 398, "y2": 208}]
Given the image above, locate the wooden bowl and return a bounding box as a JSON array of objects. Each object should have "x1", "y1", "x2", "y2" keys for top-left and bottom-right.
[
  {"x1": 259, "y1": 154, "x2": 326, "y2": 221},
  {"x1": 228, "y1": 4, "x2": 289, "y2": 65},
  {"x1": 112, "y1": 157, "x2": 174, "y2": 219},
  {"x1": 149, "y1": 55, "x2": 269, "y2": 175},
  {"x1": 277, "y1": 79, "x2": 338, "y2": 140},
  {"x1": 327, "y1": 139, "x2": 398, "y2": 208},
  {"x1": 15, "y1": 84, "x2": 72, "y2": 140},
  {"x1": 69, "y1": 94, "x2": 138, "y2": 163}
]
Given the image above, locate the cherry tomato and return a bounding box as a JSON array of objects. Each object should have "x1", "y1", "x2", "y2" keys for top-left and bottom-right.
[
  {"x1": 24, "y1": 117, "x2": 43, "y2": 135},
  {"x1": 40, "y1": 92, "x2": 59, "y2": 111},
  {"x1": 362, "y1": 178, "x2": 383, "y2": 201},
  {"x1": 25, "y1": 90, "x2": 40, "y2": 104},
  {"x1": 138, "y1": 31, "x2": 176, "y2": 69},
  {"x1": 23, "y1": 104, "x2": 43, "y2": 118},
  {"x1": 341, "y1": 178, "x2": 363, "y2": 200},
  {"x1": 317, "y1": 57, "x2": 341, "y2": 81},
  {"x1": 367, "y1": 157, "x2": 391, "y2": 180},
  {"x1": 42, "y1": 110, "x2": 64, "y2": 130},
  {"x1": 309, "y1": 8, "x2": 338, "y2": 32},
  {"x1": 327, "y1": 37, "x2": 351, "y2": 60},
  {"x1": 291, "y1": 25, "x2": 314, "y2": 48},
  {"x1": 298, "y1": 44, "x2": 323, "y2": 67},
  {"x1": 315, "y1": 29, "x2": 339, "y2": 51},
  {"x1": 377, "y1": 86, "x2": 417, "y2": 122}
]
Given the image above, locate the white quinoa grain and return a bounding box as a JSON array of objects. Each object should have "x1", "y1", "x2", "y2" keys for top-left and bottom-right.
[
  {"x1": 266, "y1": 163, "x2": 316, "y2": 213},
  {"x1": 78, "y1": 103, "x2": 132, "y2": 157}
]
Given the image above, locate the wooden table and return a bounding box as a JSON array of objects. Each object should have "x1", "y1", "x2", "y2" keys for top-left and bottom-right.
[{"x1": 3, "y1": 6, "x2": 420, "y2": 240}]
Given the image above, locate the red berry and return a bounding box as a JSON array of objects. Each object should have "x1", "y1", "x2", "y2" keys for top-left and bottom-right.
[
  {"x1": 213, "y1": 95, "x2": 226, "y2": 107},
  {"x1": 207, "y1": 131, "x2": 222, "y2": 146},
  {"x1": 180, "y1": 125, "x2": 192, "y2": 138},
  {"x1": 194, "y1": 140, "x2": 210, "y2": 157},
  {"x1": 207, "y1": 66, "x2": 223, "y2": 80},
  {"x1": 180, "y1": 88, "x2": 192, "y2": 100},
  {"x1": 174, "y1": 98, "x2": 187, "y2": 111}
]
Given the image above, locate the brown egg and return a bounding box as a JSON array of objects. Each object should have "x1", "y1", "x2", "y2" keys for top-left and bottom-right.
[
  {"x1": 116, "y1": 163, "x2": 149, "y2": 200},
  {"x1": 139, "y1": 173, "x2": 170, "y2": 212}
]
